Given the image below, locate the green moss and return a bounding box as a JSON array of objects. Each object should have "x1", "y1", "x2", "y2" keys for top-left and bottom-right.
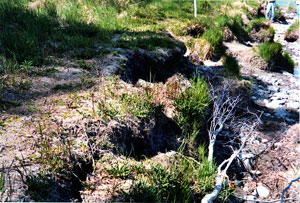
[{"x1": 115, "y1": 33, "x2": 179, "y2": 51}]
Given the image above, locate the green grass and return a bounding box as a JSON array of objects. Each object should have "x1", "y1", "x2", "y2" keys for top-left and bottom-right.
[
  {"x1": 216, "y1": 15, "x2": 245, "y2": 37},
  {"x1": 123, "y1": 146, "x2": 215, "y2": 202},
  {"x1": 258, "y1": 42, "x2": 282, "y2": 62},
  {"x1": 97, "y1": 91, "x2": 155, "y2": 120},
  {"x1": 257, "y1": 42, "x2": 295, "y2": 71},
  {"x1": 282, "y1": 51, "x2": 295, "y2": 69},
  {"x1": 222, "y1": 55, "x2": 241, "y2": 78},
  {"x1": 105, "y1": 162, "x2": 132, "y2": 180},
  {"x1": 202, "y1": 28, "x2": 224, "y2": 57},
  {"x1": 174, "y1": 75, "x2": 210, "y2": 138},
  {"x1": 0, "y1": 0, "x2": 240, "y2": 71},
  {"x1": 286, "y1": 20, "x2": 299, "y2": 35},
  {"x1": 247, "y1": 17, "x2": 268, "y2": 32},
  {"x1": 114, "y1": 33, "x2": 179, "y2": 51}
]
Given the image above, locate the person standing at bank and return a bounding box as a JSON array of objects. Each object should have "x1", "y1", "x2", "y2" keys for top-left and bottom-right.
[
  {"x1": 296, "y1": 0, "x2": 300, "y2": 19},
  {"x1": 266, "y1": 0, "x2": 276, "y2": 22}
]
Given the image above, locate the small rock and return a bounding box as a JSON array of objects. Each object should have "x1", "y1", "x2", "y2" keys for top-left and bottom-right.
[
  {"x1": 274, "y1": 107, "x2": 290, "y2": 118},
  {"x1": 251, "y1": 96, "x2": 257, "y2": 100},
  {"x1": 286, "y1": 102, "x2": 300, "y2": 111},
  {"x1": 261, "y1": 139, "x2": 268, "y2": 143},
  {"x1": 266, "y1": 100, "x2": 284, "y2": 109},
  {"x1": 274, "y1": 143, "x2": 283, "y2": 147},
  {"x1": 252, "y1": 140, "x2": 260, "y2": 145},
  {"x1": 240, "y1": 152, "x2": 255, "y2": 171},
  {"x1": 256, "y1": 185, "x2": 270, "y2": 198},
  {"x1": 264, "y1": 113, "x2": 271, "y2": 117},
  {"x1": 250, "y1": 170, "x2": 262, "y2": 176},
  {"x1": 268, "y1": 85, "x2": 279, "y2": 92},
  {"x1": 244, "y1": 195, "x2": 257, "y2": 201},
  {"x1": 273, "y1": 92, "x2": 287, "y2": 99}
]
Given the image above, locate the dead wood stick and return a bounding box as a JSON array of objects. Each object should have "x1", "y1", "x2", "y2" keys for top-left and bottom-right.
[{"x1": 201, "y1": 125, "x2": 255, "y2": 203}]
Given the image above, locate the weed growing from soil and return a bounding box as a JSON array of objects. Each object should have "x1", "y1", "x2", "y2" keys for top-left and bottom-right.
[
  {"x1": 174, "y1": 75, "x2": 210, "y2": 138},
  {"x1": 123, "y1": 146, "x2": 215, "y2": 202}
]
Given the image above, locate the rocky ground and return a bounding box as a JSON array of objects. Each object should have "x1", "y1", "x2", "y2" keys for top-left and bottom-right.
[
  {"x1": 0, "y1": 5, "x2": 299, "y2": 203},
  {"x1": 222, "y1": 8, "x2": 300, "y2": 202}
]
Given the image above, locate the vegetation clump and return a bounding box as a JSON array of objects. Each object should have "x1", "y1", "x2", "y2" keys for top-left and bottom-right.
[
  {"x1": 222, "y1": 55, "x2": 241, "y2": 79},
  {"x1": 284, "y1": 20, "x2": 299, "y2": 42},
  {"x1": 174, "y1": 75, "x2": 210, "y2": 137},
  {"x1": 257, "y1": 42, "x2": 294, "y2": 71},
  {"x1": 247, "y1": 18, "x2": 275, "y2": 42}
]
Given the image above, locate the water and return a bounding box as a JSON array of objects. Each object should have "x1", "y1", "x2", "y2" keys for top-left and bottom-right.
[{"x1": 276, "y1": 0, "x2": 297, "y2": 7}]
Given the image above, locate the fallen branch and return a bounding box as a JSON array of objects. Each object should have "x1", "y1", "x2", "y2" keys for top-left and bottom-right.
[
  {"x1": 201, "y1": 124, "x2": 256, "y2": 203},
  {"x1": 281, "y1": 176, "x2": 300, "y2": 203},
  {"x1": 207, "y1": 81, "x2": 240, "y2": 167}
]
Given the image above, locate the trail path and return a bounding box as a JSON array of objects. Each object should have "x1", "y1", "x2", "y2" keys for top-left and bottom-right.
[
  {"x1": 221, "y1": 8, "x2": 300, "y2": 201},
  {"x1": 272, "y1": 10, "x2": 300, "y2": 74}
]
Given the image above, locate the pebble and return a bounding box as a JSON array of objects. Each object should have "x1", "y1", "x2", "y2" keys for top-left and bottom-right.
[
  {"x1": 274, "y1": 143, "x2": 283, "y2": 147},
  {"x1": 286, "y1": 102, "x2": 300, "y2": 111},
  {"x1": 274, "y1": 107, "x2": 290, "y2": 118},
  {"x1": 268, "y1": 85, "x2": 279, "y2": 92},
  {"x1": 244, "y1": 195, "x2": 257, "y2": 201},
  {"x1": 266, "y1": 100, "x2": 284, "y2": 109},
  {"x1": 256, "y1": 185, "x2": 270, "y2": 198},
  {"x1": 264, "y1": 113, "x2": 271, "y2": 117}
]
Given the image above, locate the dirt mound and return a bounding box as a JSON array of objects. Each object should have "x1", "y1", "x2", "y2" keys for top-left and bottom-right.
[{"x1": 284, "y1": 30, "x2": 299, "y2": 42}]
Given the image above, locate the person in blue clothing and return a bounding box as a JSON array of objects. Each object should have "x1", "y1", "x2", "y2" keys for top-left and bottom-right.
[
  {"x1": 266, "y1": 0, "x2": 276, "y2": 22},
  {"x1": 297, "y1": 1, "x2": 300, "y2": 19}
]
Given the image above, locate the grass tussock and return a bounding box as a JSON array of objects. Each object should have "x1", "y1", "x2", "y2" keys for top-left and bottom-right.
[
  {"x1": 174, "y1": 75, "x2": 210, "y2": 138},
  {"x1": 258, "y1": 42, "x2": 283, "y2": 62},
  {"x1": 257, "y1": 42, "x2": 295, "y2": 71},
  {"x1": 286, "y1": 20, "x2": 299, "y2": 35},
  {"x1": 222, "y1": 55, "x2": 241, "y2": 79}
]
